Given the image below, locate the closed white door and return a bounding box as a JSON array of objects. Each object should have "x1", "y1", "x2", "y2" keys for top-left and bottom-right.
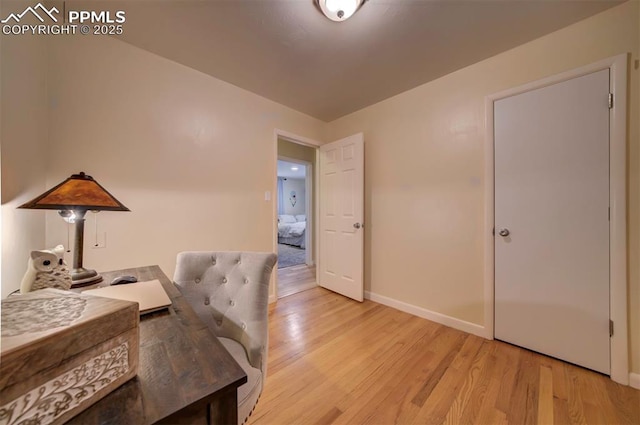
[
  {"x1": 494, "y1": 69, "x2": 610, "y2": 374},
  {"x1": 319, "y1": 133, "x2": 364, "y2": 302}
]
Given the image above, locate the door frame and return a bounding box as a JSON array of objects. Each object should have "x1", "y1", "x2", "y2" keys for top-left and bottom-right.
[
  {"x1": 483, "y1": 54, "x2": 628, "y2": 385},
  {"x1": 277, "y1": 154, "x2": 314, "y2": 266},
  {"x1": 272, "y1": 129, "x2": 321, "y2": 303}
]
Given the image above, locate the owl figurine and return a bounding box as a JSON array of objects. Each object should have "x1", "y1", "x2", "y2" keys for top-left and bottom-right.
[{"x1": 20, "y1": 245, "x2": 72, "y2": 293}]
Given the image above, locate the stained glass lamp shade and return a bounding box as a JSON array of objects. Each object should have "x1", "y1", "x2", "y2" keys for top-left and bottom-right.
[{"x1": 19, "y1": 172, "x2": 130, "y2": 286}]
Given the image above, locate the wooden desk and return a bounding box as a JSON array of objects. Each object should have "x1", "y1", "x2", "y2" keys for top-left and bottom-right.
[{"x1": 67, "y1": 266, "x2": 247, "y2": 425}]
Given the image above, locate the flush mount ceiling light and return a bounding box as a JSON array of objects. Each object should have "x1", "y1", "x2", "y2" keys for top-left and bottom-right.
[{"x1": 316, "y1": 0, "x2": 367, "y2": 22}]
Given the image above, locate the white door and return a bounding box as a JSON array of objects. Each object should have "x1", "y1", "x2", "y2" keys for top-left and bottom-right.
[
  {"x1": 319, "y1": 133, "x2": 364, "y2": 301},
  {"x1": 494, "y1": 69, "x2": 610, "y2": 374}
]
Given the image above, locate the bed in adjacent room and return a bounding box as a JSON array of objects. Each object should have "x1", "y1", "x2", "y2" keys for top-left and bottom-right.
[{"x1": 278, "y1": 214, "x2": 306, "y2": 248}]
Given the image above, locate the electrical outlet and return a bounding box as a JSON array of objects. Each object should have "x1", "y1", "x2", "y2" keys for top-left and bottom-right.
[{"x1": 92, "y1": 232, "x2": 107, "y2": 249}]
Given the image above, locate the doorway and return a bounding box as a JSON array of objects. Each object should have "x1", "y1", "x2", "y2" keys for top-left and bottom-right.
[{"x1": 276, "y1": 137, "x2": 317, "y2": 298}]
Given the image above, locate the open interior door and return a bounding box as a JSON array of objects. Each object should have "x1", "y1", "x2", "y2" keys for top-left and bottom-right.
[{"x1": 319, "y1": 133, "x2": 364, "y2": 301}]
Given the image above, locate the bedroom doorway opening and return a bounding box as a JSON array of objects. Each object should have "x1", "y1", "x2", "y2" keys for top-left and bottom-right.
[{"x1": 277, "y1": 137, "x2": 317, "y2": 298}]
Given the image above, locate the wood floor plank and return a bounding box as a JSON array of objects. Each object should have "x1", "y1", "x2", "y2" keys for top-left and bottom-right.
[
  {"x1": 332, "y1": 324, "x2": 441, "y2": 425},
  {"x1": 565, "y1": 363, "x2": 590, "y2": 425},
  {"x1": 411, "y1": 336, "x2": 485, "y2": 425},
  {"x1": 604, "y1": 376, "x2": 640, "y2": 424},
  {"x1": 313, "y1": 407, "x2": 342, "y2": 425},
  {"x1": 473, "y1": 347, "x2": 507, "y2": 425},
  {"x1": 537, "y1": 365, "x2": 554, "y2": 425},
  {"x1": 330, "y1": 318, "x2": 461, "y2": 423},
  {"x1": 259, "y1": 305, "x2": 393, "y2": 411},
  {"x1": 410, "y1": 330, "x2": 468, "y2": 408},
  {"x1": 551, "y1": 359, "x2": 572, "y2": 425},
  {"x1": 247, "y1": 288, "x2": 640, "y2": 425},
  {"x1": 442, "y1": 340, "x2": 492, "y2": 425},
  {"x1": 278, "y1": 264, "x2": 316, "y2": 298},
  {"x1": 267, "y1": 295, "x2": 380, "y2": 376},
  {"x1": 507, "y1": 349, "x2": 540, "y2": 425},
  {"x1": 257, "y1": 307, "x2": 430, "y2": 424},
  {"x1": 457, "y1": 344, "x2": 500, "y2": 424},
  {"x1": 553, "y1": 398, "x2": 571, "y2": 425},
  {"x1": 310, "y1": 315, "x2": 438, "y2": 424},
  {"x1": 494, "y1": 340, "x2": 521, "y2": 415}
]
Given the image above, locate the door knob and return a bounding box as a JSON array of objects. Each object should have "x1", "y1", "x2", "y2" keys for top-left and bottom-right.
[
  {"x1": 353, "y1": 223, "x2": 361, "y2": 229},
  {"x1": 498, "y1": 228, "x2": 510, "y2": 237}
]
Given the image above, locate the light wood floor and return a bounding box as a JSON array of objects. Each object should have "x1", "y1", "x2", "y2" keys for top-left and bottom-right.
[
  {"x1": 277, "y1": 264, "x2": 316, "y2": 298},
  {"x1": 248, "y1": 287, "x2": 639, "y2": 425}
]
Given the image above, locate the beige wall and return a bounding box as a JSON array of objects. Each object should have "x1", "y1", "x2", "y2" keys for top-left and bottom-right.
[
  {"x1": 326, "y1": 1, "x2": 640, "y2": 373},
  {"x1": 0, "y1": 28, "x2": 48, "y2": 298},
  {"x1": 43, "y1": 35, "x2": 325, "y2": 283}
]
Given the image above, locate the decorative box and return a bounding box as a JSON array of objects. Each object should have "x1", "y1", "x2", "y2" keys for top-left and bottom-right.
[{"x1": 0, "y1": 289, "x2": 139, "y2": 425}]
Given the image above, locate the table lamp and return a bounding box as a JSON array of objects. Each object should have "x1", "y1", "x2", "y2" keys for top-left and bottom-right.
[{"x1": 19, "y1": 172, "x2": 130, "y2": 287}]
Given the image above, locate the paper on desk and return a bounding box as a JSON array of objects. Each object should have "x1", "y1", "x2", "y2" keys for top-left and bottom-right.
[{"x1": 83, "y1": 279, "x2": 172, "y2": 314}]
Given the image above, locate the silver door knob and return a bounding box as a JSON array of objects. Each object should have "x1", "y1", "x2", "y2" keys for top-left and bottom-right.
[
  {"x1": 498, "y1": 228, "x2": 510, "y2": 237},
  {"x1": 353, "y1": 223, "x2": 361, "y2": 229}
]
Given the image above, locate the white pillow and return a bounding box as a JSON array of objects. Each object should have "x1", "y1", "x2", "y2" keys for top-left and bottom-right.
[
  {"x1": 295, "y1": 214, "x2": 306, "y2": 222},
  {"x1": 279, "y1": 215, "x2": 296, "y2": 223}
]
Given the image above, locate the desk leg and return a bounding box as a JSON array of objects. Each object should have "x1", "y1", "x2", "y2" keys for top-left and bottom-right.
[{"x1": 209, "y1": 388, "x2": 238, "y2": 425}]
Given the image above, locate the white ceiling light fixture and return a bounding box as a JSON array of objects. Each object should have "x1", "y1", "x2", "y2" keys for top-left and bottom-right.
[
  {"x1": 291, "y1": 166, "x2": 299, "y2": 171},
  {"x1": 316, "y1": 0, "x2": 367, "y2": 22}
]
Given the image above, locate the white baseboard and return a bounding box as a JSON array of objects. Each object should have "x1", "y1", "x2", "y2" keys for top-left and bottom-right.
[
  {"x1": 630, "y1": 373, "x2": 640, "y2": 389},
  {"x1": 268, "y1": 294, "x2": 277, "y2": 304},
  {"x1": 364, "y1": 291, "x2": 488, "y2": 339}
]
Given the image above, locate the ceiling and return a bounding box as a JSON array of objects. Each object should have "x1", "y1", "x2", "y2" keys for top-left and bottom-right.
[
  {"x1": 278, "y1": 160, "x2": 307, "y2": 179},
  {"x1": 108, "y1": 0, "x2": 620, "y2": 122}
]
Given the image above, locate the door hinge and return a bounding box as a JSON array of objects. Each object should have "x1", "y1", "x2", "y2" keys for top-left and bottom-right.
[
  {"x1": 608, "y1": 93, "x2": 613, "y2": 109},
  {"x1": 610, "y1": 320, "x2": 614, "y2": 337}
]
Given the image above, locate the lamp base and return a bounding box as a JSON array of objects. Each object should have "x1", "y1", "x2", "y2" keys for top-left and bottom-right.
[{"x1": 71, "y1": 267, "x2": 103, "y2": 287}]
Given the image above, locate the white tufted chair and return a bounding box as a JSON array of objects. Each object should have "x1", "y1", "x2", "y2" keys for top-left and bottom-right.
[{"x1": 173, "y1": 251, "x2": 277, "y2": 425}]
